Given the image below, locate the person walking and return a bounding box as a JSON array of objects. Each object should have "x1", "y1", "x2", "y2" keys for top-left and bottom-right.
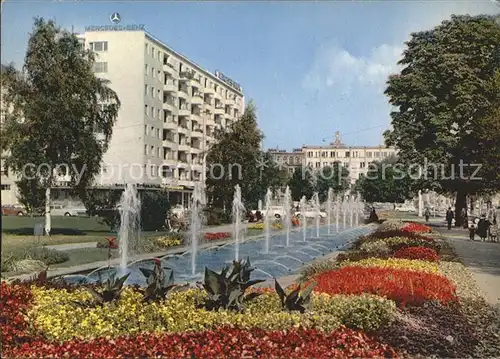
[
  {"x1": 477, "y1": 215, "x2": 490, "y2": 242},
  {"x1": 489, "y1": 219, "x2": 498, "y2": 242},
  {"x1": 424, "y1": 208, "x2": 431, "y2": 222},
  {"x1": 446, "y1": 207, "x2": 454, "y2": 230}
]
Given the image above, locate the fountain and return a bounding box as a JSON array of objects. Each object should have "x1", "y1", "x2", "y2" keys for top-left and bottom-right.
[
  {"x1": 312, "y1": 192, "x2": 320, "y2": 237},
  {"x1": 258, "y1": 199, "x2": 262, "y2": 212},
  {"x1": 118, "y1": 184, "x2": 141, "y2": 273},
  {"x1": 335, "y1": 194, "x2": 340, "y2": 232},
  {"x1": 264, "y1": 188, "x2": 272, "y2": 253},
  {"x1": 232, "y1": 184, "x2": 245, "y2": 261},
  {"x1": 349, "y1": 195, "x2": 354, "y2": 228},
  {"x1": 355, "y1": 194, "x2": 360, "y2": 227},
  {"x1": 342, "y1": 195, "x2": 347, "y2": 229},
  {"x1": 327, "y1": 188, "x2": 334, "y2": 234},
  {"x1": 284, "y1": 186, "x2": 292, "y2": 247},
  {"x1": 300, "y1": 195, "x2": 307, "y2": 241},
  {"x1": 190, "y1": 184, "x2": 203, "y2": 276}
]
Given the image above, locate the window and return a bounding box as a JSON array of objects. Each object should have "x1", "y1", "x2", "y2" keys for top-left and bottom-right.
[
  {"x1": 157, "y1": 89, "x2": 161, "y2": 100},
  {"x1": 145, "y1": 43, "x2": 149, "y2": 54},
  {"x1": 144, "y1": 104, "x2": 148, "y2": 115},
  {"x1": 145, "y1": 64, "x2": 148, "y2": 75},
  {"x1": 345, "y1": 151, "x2": 350, "y2": 158},
  {"x1": 144, "y1": 125, "x2": 148, "y2": 135},
  {"x1": 367, "y1": 151, "x2": 372, "y2": 158},
  {"x1": 157, "y1": 108, "x2": 161, "y2": 120},
  {"x1": 93, "y1": 62, "x2": 108, "y2": 73},
  {"x1": 1, "y1": 184, "x2": 11, "y2": 190},
  {"x1": 315, "y1": 162, "x2": 320, "y2": 168},
  {"x1": 152, "y1": 108, "x2": 156, "y2": 119},
  {"x1": 150, "y1": 87, "x2": 154, "y2": 97},
  {"x1": 90, "y1": 41, "x2": 108, "y2": 51},
  {"x1": 151, "y1": 126, "x2": 154, "y2": 135},
  {"x1": 152, "y1": 67, "x2": 155, "y2": 78},
  {"x1": 158, "y1": 70, "x2": 161, "y2": 81},
  {"x1": 151, "y1": 47, "x2": 155, "y2": 58},
  {"x1": 151, "y1": 146, "x2": 154, "y2": 156},
  {"x1": 330, "y1": 151, "x2": 335, "y2": 157},
  {"x1": 150, "y1": 106, "x2": 154, "y2": 117},
  {"x1": 144, "y1": 145, "x2": 148, "y2": 155},
  {"x1": 145, "y1": 85, "x2": 148, "y2": 96},
  {"x1": 156, "y1": 128, "x2": 160, "y2": 138},
  {"x1": 360, "y1": 162, "x2": 366, "y2": 168},
  {"x1": 157, "y1": 147, "x2": 161, "y2": 157},
  {"x1": 162, "y1": 165, "x2": 170, "y2": 178}
]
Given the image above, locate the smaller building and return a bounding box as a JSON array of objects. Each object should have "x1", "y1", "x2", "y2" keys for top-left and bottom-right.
[{"x1": 267, "y1": 148, "x2": 304, "y2": 175}]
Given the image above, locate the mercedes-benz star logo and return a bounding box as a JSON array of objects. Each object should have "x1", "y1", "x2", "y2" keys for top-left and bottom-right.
[{"x1": 110, "y1": 13, "x2": 121, "y2": 24}]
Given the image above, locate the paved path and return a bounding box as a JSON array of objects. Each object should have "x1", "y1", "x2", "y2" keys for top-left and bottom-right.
[{"x1": 433, "y1": 223, "x2": 500, "y2": 306}]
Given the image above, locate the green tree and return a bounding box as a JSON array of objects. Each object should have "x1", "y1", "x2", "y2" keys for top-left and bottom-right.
[
  {"x1": 384, "y1": 15, "x2": 500, "y2": 226},
  {"x1": 1, "y1": 18, "x2": 120, "y2": 234},
  {"x1": 15, "y1": 178, "x2": 46, "y2": 215},
  {"x1": 140, "y1": 191, "x2": 170, "y2": 232},
  {"x1": 255, "y1": 152, "x2": 290, "y2": 199},
  {"x1": 314, "y1": 164, "x2": 350, "y2": 203},
  {"x1": 81, "y1": 189, "x2": 122, "y2": 230},
  {"x1": 205, "y1": 102, "x2": 263, "y2": 211},
  {"x1": 288, "y1": 166, "x2": 314, "y2": 201},
  {"x1": 354, "y1": 156, "x2": 414, "y2": 203}
]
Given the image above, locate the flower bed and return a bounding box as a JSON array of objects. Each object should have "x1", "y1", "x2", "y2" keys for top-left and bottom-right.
[
  {"x1": 393, "y1": 246, "x2": 440, "y2": 262},
  {"x1": 203, "y1": 232, "x2": 231, "y2": 241},
  {"x1": 360, "y1": 236, "x2": 441, "y2": 254},
  {"x1": 25, "y1": 287, "x2": 396, "y2": 341},
  {"x1": 152, "y1": 235, "x2": 183, "y2": 248},
  {"x1": 248, "y1": 223, "x2": 283, "y2": 230},
  {"x1": 312, "y1": 266, "x2": 457, "y2": 307},
  {"x1": 340, "y1": 258, "x2": 440, "y2": 274},
  {"x1": 5, "y1": 326, "x2": 398, "y2": 359},
  {"x1": 401, "y1": 222, "x2": 432, "y2": 234}
]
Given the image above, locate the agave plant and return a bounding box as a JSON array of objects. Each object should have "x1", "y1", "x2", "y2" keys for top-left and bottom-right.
[
  {"x1": 202, "y1": 257, "x2": 265, "y2": 311},
  {"x1": 75, "y1": 272, "x2": 130, "y2": 307},
  {"x1": 275, "y1": 279, "x2": 315, "y2": 313},
  {"x1": 140, "y1": 259, "x2": 176, "y2": 301}
]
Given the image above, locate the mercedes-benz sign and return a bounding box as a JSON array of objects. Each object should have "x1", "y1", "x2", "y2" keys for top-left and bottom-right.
[{"x1": 110, "y1": 13, "x2": 121, "y2": 24}]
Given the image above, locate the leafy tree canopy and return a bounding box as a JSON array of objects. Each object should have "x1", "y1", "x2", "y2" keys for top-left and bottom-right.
[
  {"x1": 288, "y1": 166, "x2": 314, "y2": 202},
  {"x1": 384, "y1": 14, "x2": 500, "y2": 224},
  {"x1": 354, "y1": 156, "x2": 414, "y2": 204},
  {"x1": 1, "y1": 17, "x2": 120, "y2": 193}
]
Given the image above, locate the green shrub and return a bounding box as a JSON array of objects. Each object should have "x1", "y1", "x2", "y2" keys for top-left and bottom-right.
[
  {"x1": 3, "y1": 258, "x2": 46, "y2": 273},
  {"x1": 301, "y1": 259, "x2": 338, "y2": 280},
  {"x1": 140, "y1": 191, "x2": 170, "y2": 231},
  {"x1": 204, "y1": 207, "x2": 231, "y2": 226},
  {"x1": 26, "y1": 246, "x2": 69, "y2": 265}
]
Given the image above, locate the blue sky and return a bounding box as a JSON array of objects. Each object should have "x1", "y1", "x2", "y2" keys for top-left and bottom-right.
[{"x1": 2, "y1": 1, "x2": 498, "y2": 150}]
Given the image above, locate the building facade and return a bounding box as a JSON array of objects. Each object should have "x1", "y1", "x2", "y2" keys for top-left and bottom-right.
[
  {"x1": 1, "y1": 29, "x2": 245, "y2": 207},
  {"x1": 268, "y1": 132, "x2": 397, "y2": 185},
  {"x1": 267, "y1": 148, "x2": 303, "y2": 175},
  {"x1": 82, "y1": 29, "x2": 245, "y2": 206}
]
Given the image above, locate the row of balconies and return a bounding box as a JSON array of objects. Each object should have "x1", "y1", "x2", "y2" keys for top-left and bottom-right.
[{"x1": 162, "y1": 62, "x2": 242, "y2": 105}]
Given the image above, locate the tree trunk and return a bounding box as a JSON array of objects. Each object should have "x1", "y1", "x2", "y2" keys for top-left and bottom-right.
[
  {"x1": 418, "y1": 190, "x2": 423, "y2": 217},
  {"x1": 44, "y1": 187, "x2": 52, "y2": 236},
  {"x1": 454, "y1": 190, "x2": 467, "y2": 227}
]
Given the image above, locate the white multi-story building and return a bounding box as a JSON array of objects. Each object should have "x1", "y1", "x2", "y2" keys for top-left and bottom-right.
[
  {"x1": 82, "y1": 29, "x2": 245, "y2": 206},
  {"x1": 302, "y1": 132, "x2": 397, "y2": 184},
  {"x1": 1, "y1": 29, "x2": 245, "y2": 207},
  {"x1": 267, "y1": 132, "x2": 397, "y2": 185}
]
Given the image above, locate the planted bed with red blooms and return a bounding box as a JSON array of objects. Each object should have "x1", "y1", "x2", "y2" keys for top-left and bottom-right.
[
  {"x1": 312, "y1": 266, "x2": 457, "y2": 307},
  {"x1": 203, "y1": 232, "x2": 231, "y2": 241},
  {"x1": 5, "y1": 326, "x2": 399, "y2": 359},
  {"x1": 393, "y1": 246, "x2": 440, "y2": 262},
  {"x1": 401, "y1": 223, "x2": 432, "y2": 234}
]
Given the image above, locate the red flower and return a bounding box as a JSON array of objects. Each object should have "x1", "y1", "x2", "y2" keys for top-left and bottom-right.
[
  {"x1": 393, "y1": 246, "x2": 440, "y2": 262},
  {"x1": 203, "y1": 232, "x2": 231, "y2": 241},
  {"x1": 312, "y1": 266, "x2": 457, "y2": 307},
  {"x1": 105, "y1": 236, "x2": 118, "y2": 249},
  {"x1": 153, "y1": 258, "x2": 162, "y2": 266},
  {"x1": 4, "y1": 326, "x2": 400, "y2": 358},
  {"x1": 401, "y1": 223, "x2": 432, "y2": 234}
]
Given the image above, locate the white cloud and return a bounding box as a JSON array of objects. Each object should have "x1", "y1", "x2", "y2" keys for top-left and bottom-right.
[{"x1": 303, "y1": 44, "x2": 403, "y2": 92}]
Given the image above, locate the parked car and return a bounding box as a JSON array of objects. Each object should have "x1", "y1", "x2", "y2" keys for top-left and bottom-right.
[
  {"x1": 251, "y1": 206, "x2": 287, "y2": 218},
  {"x1": 50, "y1": 204, "x2": 87, "y2": 217},
  {"x1": 294, "y1": 208, "x2": 327, "y2": 219},
  {"x1": 1, "y1": 205, "x2": 27, "y2": 216},
  {"x1": 395, "y1": 204, "x2": 416, "y2": 212}
]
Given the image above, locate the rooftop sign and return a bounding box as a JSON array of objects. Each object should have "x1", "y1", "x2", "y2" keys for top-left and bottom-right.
[
  {"x1": 215, "y1": 71, "x2": 242, "y2": 93},
  {"x1": 85, "y1": 13, "x2": 145, "y2": 32},
  {"x1": 85, "y1": 24, "x2": 145, "y2": 32}
]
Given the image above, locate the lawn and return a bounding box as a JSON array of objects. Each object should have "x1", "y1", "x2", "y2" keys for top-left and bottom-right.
[{"x1": 2, "y1": 215, "x2": 110, "y2": 234}]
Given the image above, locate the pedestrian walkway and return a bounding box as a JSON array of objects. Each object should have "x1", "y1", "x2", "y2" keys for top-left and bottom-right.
[{"x1": 436, "y1": 224, "x2": 500, "y2": 306}]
